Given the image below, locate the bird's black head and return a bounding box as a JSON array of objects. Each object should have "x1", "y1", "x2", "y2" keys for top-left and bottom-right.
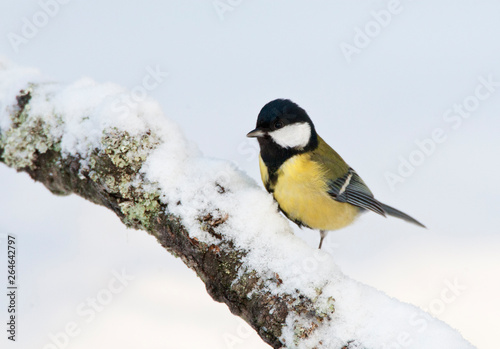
[{"x1": 247, "y1": 99, "x2": 318, "y2": 172}]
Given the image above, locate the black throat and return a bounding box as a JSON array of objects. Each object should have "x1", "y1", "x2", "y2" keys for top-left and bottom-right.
[{"x1": 258, "y1": 131, "x2": 319, "y2": 189}]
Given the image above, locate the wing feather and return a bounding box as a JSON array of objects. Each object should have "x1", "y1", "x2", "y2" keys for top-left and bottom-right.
[
  {"x1": 311, "y1": 135, "x2": 425, "y2": 226},
  {"x1": 310, "y1": 136, "x2": 386, "y2": 216},
  {"x1": 327, "y1": 168, "x2": 386, "y2": 216}
]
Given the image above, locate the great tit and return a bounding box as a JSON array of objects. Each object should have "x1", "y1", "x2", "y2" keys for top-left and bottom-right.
[{"x1": 247, "y1": 99, "x2": 425, "y2": 249}]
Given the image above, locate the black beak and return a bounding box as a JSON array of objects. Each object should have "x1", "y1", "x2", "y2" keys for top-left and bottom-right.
[{"x1": 246, "y1": 128, "x2": 266, "y2": 138}]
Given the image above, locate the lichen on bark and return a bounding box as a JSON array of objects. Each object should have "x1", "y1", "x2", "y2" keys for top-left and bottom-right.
[
  {"x1": 86, "y1": 127, "x2": 163, "y2": 230},
  {"x1": 0, "y1": 84, "x2": 164, "y2": 231},
  {"x1": 0, "y1": 87, "x2": 59, "y2": 170},
  {"x1": 0, "y1": 85, "x2": 360, "y2": 349}
]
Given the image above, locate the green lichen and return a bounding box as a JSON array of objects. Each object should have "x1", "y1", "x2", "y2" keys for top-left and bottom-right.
[
  {"x1": 119, "y1": 193, "x2": 161, "y2": 228},
  {"x1": 312, "y1": 291, "x2": 335, "y2": 318},
  {"x1": 104, "y1": 175, "x2": 116, "y2": 192},
  {"x1": 0, "y1": 88, "x2": 61, "y2": 170},
  {"x1": 294, "y1": 323, "x2": 317, "y2": 341},
  {"x1": 323, "y1": 296, "x2": 335, "y2": 316},
  {"x1": 101, "y1": 128, "x2": 155, "y2": 172},
  {"x1": 85, "y1": 128, "x2": 163, "y2": 230},
  {"x1": 287, "y1": 294, "x2": 335, "y2": 345},
  {"x1": 1, "y1": 86, "x2": 164, "y2": 231},
  {"x1": 88, "y1": 170, "x2": 98, "y2": 182}
]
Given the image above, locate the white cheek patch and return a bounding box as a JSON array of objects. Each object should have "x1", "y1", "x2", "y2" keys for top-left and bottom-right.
[{"x1": 269, "y1": 122, "x2": 311, "y2": 149}]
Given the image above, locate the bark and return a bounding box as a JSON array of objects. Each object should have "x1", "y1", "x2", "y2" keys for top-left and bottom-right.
[{"x1": 0, "y1": 87, "x2": 341, "y2": 349}]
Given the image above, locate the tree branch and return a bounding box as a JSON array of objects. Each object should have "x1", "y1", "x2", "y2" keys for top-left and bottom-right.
[{"x1": 0, "y1": 60, "x2": 475, "y2": 349}]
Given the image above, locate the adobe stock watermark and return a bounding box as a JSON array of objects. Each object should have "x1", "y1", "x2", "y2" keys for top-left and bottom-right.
[
  {"x1": 213, "y1": 0, "x2": 243, "y2": 21},
  {"x1": 339, "y1": 0, "x2": 413, "y2": 63},
  {"x1": 7, "y1": 0, "x2": 72, "y2": 54},
  {"x1": 223, "y1": 319, "x2": 254, "y2": 349},
  {"x1": 111, "y1": 65, "x2": 169, "y2": 117},
  {"x1": 420, "y1": 277, "x2": 466, "y2": 317},
  {"x1": 236, "y1": 138, "x2": 259, "y2": 163},
  {"x1": 382, "y1": 276, "x2": 466, "y2": 349},
  {"x1": 385, "y1": 74, "x2": 499, "y2": 191},
  {"x1": 42, "y1": 268, "x2": 134, "y2": 349},
  {"x1": 293, "y1": 238, "x2": 340, "y2": 284}
]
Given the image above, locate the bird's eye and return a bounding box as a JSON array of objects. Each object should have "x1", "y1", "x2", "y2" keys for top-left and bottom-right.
[{"x1": 274, "y1": 121, "x2": 283, "y2": 129}]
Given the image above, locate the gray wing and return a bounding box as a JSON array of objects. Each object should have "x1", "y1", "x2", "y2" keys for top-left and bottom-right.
[
  {"x1": 328, "y1": 168, "x2": 426, "y2": 227},
  {"x1": 327, "y1": 168, "x2": 386, "y2": 216}
]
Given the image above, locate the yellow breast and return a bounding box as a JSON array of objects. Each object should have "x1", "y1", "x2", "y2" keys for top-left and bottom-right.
[{"x1": 260, "y1": 153, "x2": 360, "y2": 231}]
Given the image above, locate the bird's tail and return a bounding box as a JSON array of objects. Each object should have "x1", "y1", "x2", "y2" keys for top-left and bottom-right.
[{"x1": 380, "y1": 203, "x2": 426, "y2": 228}]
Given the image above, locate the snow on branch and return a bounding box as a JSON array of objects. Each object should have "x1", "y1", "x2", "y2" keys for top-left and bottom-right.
[{"x1": 0, "y1": 59, "x2": 475, "y2": 349}]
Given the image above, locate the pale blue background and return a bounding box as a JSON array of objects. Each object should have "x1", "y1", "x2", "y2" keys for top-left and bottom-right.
[{"x1": 0, "y1": 1, "x2": 499, "y2": 348}]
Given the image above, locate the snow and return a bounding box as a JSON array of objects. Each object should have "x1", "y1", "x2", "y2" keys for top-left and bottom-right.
[
  {"x1": 0, "y1": 58, "x2": 475, "y2": 348},
  {"x1": 144, "y1": 135, "x2": 478, "y2": 349},
  {"x1": 0, "y1": 58, "x2": 41, "y2": 131},
  {"x1": 0, "y1": 58, "x2": 190, "y2": 169}
]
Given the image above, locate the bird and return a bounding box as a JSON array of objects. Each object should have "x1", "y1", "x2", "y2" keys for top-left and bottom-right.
[{"x1": 247, "y1": 99, "x2": 425, "y2": 249}]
